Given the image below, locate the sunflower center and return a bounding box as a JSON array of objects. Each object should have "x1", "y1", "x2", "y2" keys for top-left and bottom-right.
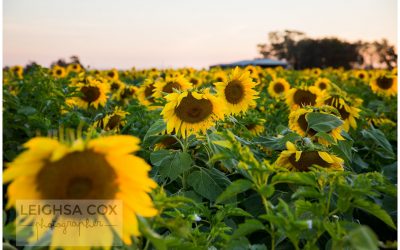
[
  {"x1": 376, "y1": 76, "x2": 393, "y2": 89},
  {"x1": 325, "y1": 98, "x2": 350, "y2": 120},
  {"x1": 111, "y1": 82, "x2": 120, "y2": 90},
  {"x1": 36, "y1": 151, "x2": 118, "y2": 200},
  {"x1": 121, "y1": 88, "x2": 134, "y2": 99},
  {"x1": 224, "y1": 80, "x2": 245, "y2": 104},
  {"x1": 106, "y1": 115, "x2": 121, "y2": 130},
  {"x1": 273, "y1": 83, "x2": 284, "y2": 93},
  {"x1": 358, "y1": 73, "x2": 365, "y2": 79},
  {"x1": 245, "y1": 123, "x2": 257, "y2": 130},
  {"x1": 175, "y1": 93, "x2": 213, "y2": 123},
  {"x1": 216, "y1": 77, "x2": 223, "y2": 82},
  {"x1": 190, "y1": 78, "x2": 199, "y2": 85},
  {"x1": 163, "y1": 82, "x2": 181, "y2": 93},
  {"x1": 67, "y1": 177, "x2": 93, "y2": 199},
  {"x1": 108, "y1": 72, "x2": 115, "y2": 78},
  {"x1": 298, "y1": 114, "x2": 317, "y2": 136},
  {"x1": 144, "y1": 85, "x2": 155, "y2": 102},
  {"x1": 293, "y1": 89, "x2": 316, "y2": 106},
  {"x1": 318, "y1": 83, "x2": 327, "y2": 90},
  {"x1": 80, "y1": 86, "x2": 101, "y2": 102},
  {"x1": 288, "y1": 151, "x2": 329, "y2": 171},
  {"x1": 56, "y1": 69, "x2": 62, "y2": 75}
]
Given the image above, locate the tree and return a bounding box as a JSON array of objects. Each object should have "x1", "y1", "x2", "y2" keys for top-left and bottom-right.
[{"x1": 257, "y1": 31, "x2": 396, "y2": 69}]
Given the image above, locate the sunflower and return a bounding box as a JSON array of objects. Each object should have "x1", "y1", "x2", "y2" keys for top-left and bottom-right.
[
  {"x1": 161, "y1": 89, "x2": 225, "y2": 137},
  {"x1": 313, "y1": 78, "x2": 331, "y2": 92},
  {"x1": 3, "y1": 135, "x2": 157, "y2": 247},
  {"x1": 69, "y1": 78, "x2": 109, "y2": 109},
  {"x1": 67, "y1": 63, "x2": 83, "y2": 74},
  {"x1": 137, "y1": 79, "x2": 157, "y2": 107},
  {"x1": 153, "y1": 75, "x2": 192, "y2": 98},
  {"x1": 268, "y1": 78, "x2": 291, "y2": 99},
  {"x1": 370, "y1": 73, "x2": 397, "y2": 97},
  {"x1": 95, "y1": 107, "x2": 129, "y2": 131},
  {"x1": 51, "y1": 65, "x2": 66, "y2": 78},
  {"x1": 188, "y1": 75, "x2": 203, "y2": 87},
  {"x1": 106, "y1": 68, "x2": 119, "y2": 81},
  {"x1": 213, "y1": 71, "x2": 228, "y2": 83},
  {"x1": 111, "y1": 85, "x2": 137, "y2": 103},
  {"x1": 275, "y1": 141, "x2": 344, "y2": 172},
  {"x1": 109, "y1": 80, "x2": 125, "y2": 93},
  {"x1": 317, "y1": 94, "x2": 361, "y2": 132},
  {"x1": 310, "y1": 68, "x2": 322, "y2": 77},
  {"x1": 215, "y1": 67, "x2": 258, "y2": 115},
  {"x1": 285, "y1": 86, "x2": 321, "y2": 110},
  {"x1": 288, "y1": 107, "x2": 344, "y2": 145},
  {"x1": 11, "y1": 65, "x2": 24, "y2": 79},
  {"x1": 154, "y1": 135, "x2": 179, "y2": 150},
  {"x1": 354, "y1": 70, "x2": 369, "y2": 82},
  {"x1": 245, "y1": 119, "x2": 266, "y2": 136},
  {"x1": 367, "y1": 116, "x2": 396, "y2": 127}
]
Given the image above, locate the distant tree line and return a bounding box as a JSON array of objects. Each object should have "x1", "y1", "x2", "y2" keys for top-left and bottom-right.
[{"x1": 257, "y1": 30, "x2": 397, "y2": 69}]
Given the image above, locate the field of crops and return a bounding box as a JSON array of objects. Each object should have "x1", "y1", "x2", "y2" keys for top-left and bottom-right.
[{"x1": 2, "y1": 64, "x2": 398, "y2": 249}]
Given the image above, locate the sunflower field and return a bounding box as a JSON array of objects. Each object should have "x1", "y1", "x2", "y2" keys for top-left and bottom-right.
[{"x1": 2, "y1": 63, "x2": 398, "y2": 249}]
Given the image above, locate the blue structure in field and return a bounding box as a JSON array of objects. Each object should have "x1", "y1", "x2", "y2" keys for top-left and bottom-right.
[{"x1": 210, "y1": 58, "x2": 288, "y2": 69}]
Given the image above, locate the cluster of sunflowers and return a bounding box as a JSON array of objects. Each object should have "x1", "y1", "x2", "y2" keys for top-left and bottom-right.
[{"x1": 2, "y1": 63, "x2": 397, "y2": 249}]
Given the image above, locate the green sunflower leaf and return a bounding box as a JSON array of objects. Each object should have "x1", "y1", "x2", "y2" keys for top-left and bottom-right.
[
  {"x1": 353, "y1": 198, "x2": 396, "y2": 230},
  {"x1": 305, "y1": 112, "x2": 343, "y2": 133},
  {"x1": 216, "y1": 179, "x2": 253, "y2": 204}
]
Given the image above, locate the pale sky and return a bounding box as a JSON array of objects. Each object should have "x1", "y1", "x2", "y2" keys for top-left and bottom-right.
[{"x1": 3, "y1": 0, "x2": 398, "y2": 69}]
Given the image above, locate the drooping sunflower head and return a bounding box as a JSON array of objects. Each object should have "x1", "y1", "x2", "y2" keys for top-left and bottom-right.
[
  {"x1": 275, "y1": 141, "x2": 344, "y2": 172},
  {"x1": 51, "y1": 65, "x2": 66, "y2": 78},
  {"x1": 215, "y1": 67, "x2": 258, "y2": 115},
  {"x1": 154, "y1": 135, "x2": 180, "y2": 150},
  {"x1": 317, "y1": 93, "x2": 361, "y2": 132},
  {"x1": 313, "y1": 78, "x2": 331, "y2": 92},
  {"x1": 95, "y1": 107, "x2": 129, "y2": 131},
  {"x1": 153, "y1": 75, "x2": 192, "y2": 98},
  {"x1": 370, "y1": 72, "x2": 397, "y2": 97},
  {"x1": 268, "y1": 78, "x2": 291, "y2": 99},
  {"x1": 3, "y1": 134, "x2": 158, "y2": 245},
  {"x1": 161, "y1": 89, "x2": 226, "y2": 137},
  {"x1": 285, "y1": 86, "x2": 321, "y2": 110},
  {"x1": 69, "y1": 78, "x2": 110, "y2": 109},
  {"x1": 288, "y1": 106, "x2": 344, "y2": 145}
]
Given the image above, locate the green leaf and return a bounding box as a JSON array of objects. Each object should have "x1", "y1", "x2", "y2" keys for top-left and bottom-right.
[
  {"x1": 159, "y1": 152, "x2": 192, "y2": 181},
  {"x1": 216, "y1": 179, "x2": 253, "y2": 204},
  {"x1": 17, "y1": 106, "x2": 37, "y2": 116},
  {"x1": 314, "y1": 132, "x2": 336, "y2": 145},
  {"x1": 353, "y1": 198, "x2": 396, "y2": 229},
  {"x1": 361, "y1": 127, "x2": 394, "y2": 159},
  {"x1": 347, "y1": 226, "x2": 379, "y2": 250},
  {"x1": 306, "y1": 112, "x2": 343, "y2": 133},
  {"x1": 144, "y1": 119, "x2": 166, "y2": 139},
  {"x1": 138, "y1": 217, "x2": 167, "y2": 250},
  {"x1": 271, "y1": 172, "x2": 317, "y2": 186},
  {"x1": 150, "y1": 149, "x2": 171, "y2": 167},
  {"x1": 231, "y1": 219, "x2": 265, "y2": 239},
  {"x1": 332, "y1": 140, "x2": 353, "y2": 164},
  {"x1": 187, "y1": 168, "x2": 230, "y2": 201}
]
